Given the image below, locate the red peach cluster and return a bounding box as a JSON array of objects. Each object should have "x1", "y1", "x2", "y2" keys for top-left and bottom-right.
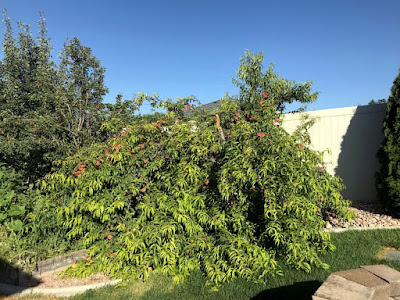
[
  {"x1": 114, "y1": 142, "x2": 122, "y2": 152},
  {"x1": 72, "y1": 164, "x2": 86, "y2": 177},
  {"x1": 258, "y1": 89, "x2": 269, "y2": 106}
]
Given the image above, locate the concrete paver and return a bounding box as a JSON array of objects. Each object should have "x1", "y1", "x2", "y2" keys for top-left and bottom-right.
[
  {"x1": 333, "y1": 268, "x2": 390, "y2": 299},
  {"x1": 312, "y1": 296, "x2": 329, "y2": 300},
  {"x1": 361, "y1": 265, "x2": 400, "y2": 297},
  {"x1": 314, "y1": 274, "x2": 377, "y2": 300}
]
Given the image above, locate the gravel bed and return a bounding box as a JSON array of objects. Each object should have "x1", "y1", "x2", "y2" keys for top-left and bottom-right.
[
  {"x1": 34, "y1": 272, "x2": 110, "y2": 288},
  {"x1": 326, "y1": 201, "x2": 400, "y2": 229}
]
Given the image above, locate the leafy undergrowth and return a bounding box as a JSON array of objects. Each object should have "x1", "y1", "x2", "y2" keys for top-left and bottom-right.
[
  {"x1": 2, "y1": 229, "x2": 397, "y2": 300},
  {"x1": 0, "y1": 226, "x2": 37, "y2": 271},
  {"x1": 70, "y1": 229, "x2": 400, "y2": 300}
]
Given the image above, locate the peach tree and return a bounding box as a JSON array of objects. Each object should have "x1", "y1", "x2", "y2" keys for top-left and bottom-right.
[{"x1": 27, "y1": 51, "x2": 353, "y2": 285}]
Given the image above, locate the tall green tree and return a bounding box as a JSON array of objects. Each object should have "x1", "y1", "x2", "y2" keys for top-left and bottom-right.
[
  {"x1": 101, "y1": 93, "x2": 168, "y2": 135},
  {"x1": 101, "y1": 93, "x2": 139, "y2": 134},
  {"x1": 0, "y1": 12, "x2": 109, "y2": 183},
  {"x1": 56, "y1": 37, "x2": 108, "y2": 151},
  {"x1": 0, "y1": 10, "x2": 61, "y2": 183},
  {"x1": 376, "y1": 69, "x2": 400, "y2": 214}
]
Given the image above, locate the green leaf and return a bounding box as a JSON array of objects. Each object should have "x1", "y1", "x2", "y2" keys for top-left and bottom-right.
[
  {"x1": 8, "y1": 204, "x2": 25, "y2": 216},
  {"x1": 0, "y1": 213, "x2": 7, "y2": 222},
  {"x1": 10, "y1": 219, "x2": 23, "y2": 231}
]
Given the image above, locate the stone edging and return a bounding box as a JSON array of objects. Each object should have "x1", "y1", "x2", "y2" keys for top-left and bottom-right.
[
  {"x1": 323, "y1": 225, "x2": 400, "y2": 233},
  {"x1": 0, "y1": 249, "x2": 123, "y2": 297},
  {"x1": 0, "y1": 279, "x2": 122, "y2": 297},
  {"x1": 36, "y1": 249, "x2": 87, "y2": 274}
]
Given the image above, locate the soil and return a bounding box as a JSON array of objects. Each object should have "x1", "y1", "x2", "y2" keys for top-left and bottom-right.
[
  {"x1": 0, "y1": 266, "x2": 111, "y2": 299},
  {"x1": 32, "y1": 268, "x2": 110, "y2": 288},
  {"x1": 0, "y1": 295, "x2": 60, "y2": 300}
]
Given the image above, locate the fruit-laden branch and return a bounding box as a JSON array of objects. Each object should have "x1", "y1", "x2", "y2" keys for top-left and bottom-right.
[{"x1": 215, "y1": 114, "x2": 225, "y2": 144}]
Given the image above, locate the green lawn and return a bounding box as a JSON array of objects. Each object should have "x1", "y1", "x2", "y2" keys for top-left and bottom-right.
[{"x1": 65, "y1": 229, "x2": 400, "y2": 300}]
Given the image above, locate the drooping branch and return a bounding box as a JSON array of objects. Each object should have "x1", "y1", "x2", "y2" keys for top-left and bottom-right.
[{"x1": 215, "y1": 114, "x2": 225, "y2": 144}]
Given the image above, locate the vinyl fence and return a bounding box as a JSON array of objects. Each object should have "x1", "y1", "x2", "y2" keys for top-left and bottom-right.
[{"x1": 281, "y1": 103, "x2": 387, "y2": 203}]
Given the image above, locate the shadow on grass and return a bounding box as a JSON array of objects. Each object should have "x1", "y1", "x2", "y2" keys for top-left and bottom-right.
[{"x1": 250, "y1": 280, "x2": 321, "y2": 300}]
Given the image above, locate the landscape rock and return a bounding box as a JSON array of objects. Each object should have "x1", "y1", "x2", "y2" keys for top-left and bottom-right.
[
  {"x1": 361, "y1": 265, "x2": 400, "y2": 297},
  {"x1": 37, "y1": 249, "x2": 87, "y2": 274},
  {"x1": 314, "y1": 274, "x2": 377, "y2": 300},
  {"x1": 333, "y1": 268, "x2": 390, "y2": 299},
  {"x1": 327, "y1": 202, "x2": 400, "y2": 230}
]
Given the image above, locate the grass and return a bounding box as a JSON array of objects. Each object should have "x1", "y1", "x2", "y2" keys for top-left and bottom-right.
[{"x1": 1, "y1": 228, "x2": 400, "y2": 300}]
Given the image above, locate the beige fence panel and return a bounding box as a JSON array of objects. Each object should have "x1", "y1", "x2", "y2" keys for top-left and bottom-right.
[{"x1": 282, "y1": 103, "x2": 387, "y2": 203}]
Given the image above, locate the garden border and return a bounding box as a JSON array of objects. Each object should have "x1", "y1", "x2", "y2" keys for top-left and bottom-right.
[
  {"x1": 0, "y1": 249, "x2": 122, "y2": 297},
  {"x1": 323, "y1": 225, "x2": 400, "y2": 233},
  {"x1": 0, "y1": 279, "x2": 121, "y2": 297}
]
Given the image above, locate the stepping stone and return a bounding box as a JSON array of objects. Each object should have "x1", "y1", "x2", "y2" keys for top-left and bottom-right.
[
  {"x1": 361, "y1": 265, "x2": 400, "y2": 297},
  {"x1": 313, "y1": 268, "x2": 391, "y2": 300},
  {"x1": 313, "y1": 274, "x2": 380, "y2": 300},
  {"x1": 334, "y1": 268, "x2": 390, "y2": 299},
  {"x1": 313, "y1": 296, "x2": 330, "y2": 300}
]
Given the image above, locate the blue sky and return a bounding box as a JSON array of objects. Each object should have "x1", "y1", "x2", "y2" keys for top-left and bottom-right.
[{"x1": 1, "y1": 0, "x2": 399, "y2": 113}]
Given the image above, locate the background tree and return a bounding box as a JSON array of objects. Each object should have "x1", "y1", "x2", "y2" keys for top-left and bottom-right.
[
  {"x1": 101, "y1": 93, "x2": 142, "y2": 134},
  {"x1": 56, "y1": 37, "x2": 108, "y2": 152},
  {"x1": 101, "y1": 92, "x2": 171, "y2": 135},
  {"x1": 376, "y1": 69, "x2": 400, "y2": 214},
  {"x1": 0, "y1": 10, "x2": 61, "y2": 183},
  {"x1": 0, "y1": 13, "x2": 109, "y2": 183},
  {"x1": 368, "y1": 99, "x2": 387, "y2": 105}
]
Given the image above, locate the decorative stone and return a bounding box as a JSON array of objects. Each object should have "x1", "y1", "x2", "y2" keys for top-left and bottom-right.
[
  {"x1": 361, "y1": 265, "x2": 400, "y2": 297},
  {"x1": 333, "y1": 268, "x2": 390, "y2": 299},
  {"x1": 314, "y1": 274, "x2": 377, "y2": 300},
  {"x1": 37, "y1": 249, "x2": 87, "y2": 274},
  {"x1": 326, "y1": 201, "x2": 400, "y2": 230},
  {"x1": 312, "y1": 296, "x2": 329, "y2": 300}
]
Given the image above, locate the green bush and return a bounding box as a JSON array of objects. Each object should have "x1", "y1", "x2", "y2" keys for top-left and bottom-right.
[
  {"x1": 0, "y1": 163, "x2": 26, "y2": 232},
  {"x1": 27, "y1": 51, "x2": 353, "y2": 286},
  {"x1": 376, "y1": 69, "x2": 400, "y2": 215}
]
